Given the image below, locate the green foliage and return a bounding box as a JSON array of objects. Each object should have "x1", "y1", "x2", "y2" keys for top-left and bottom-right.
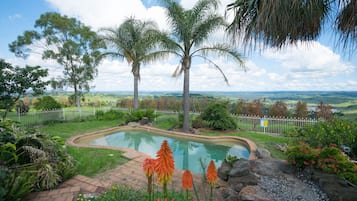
[
  {"x1": 95, "y1": 110, "x2": 125, "y2": 121},
  {"x1": 77, "y1": 185, "x2": 185, "y2": 201},
  {"x1": 0, "y1": 120, "x2": 75, "y2": 200},
  {"x1": 0, "y1": 59, "x2": 48, "y2": 119},
  {"x1": 10, "y1": 12, "x2": 105, "y2": 112},
  {"x1": 125, "y1": 109, "x2": 158, "y2": 123},
  {"x1": 34, "y1": 96, "x2": 62, "y2": 111},
  {"x1": 287, "y1": 118, "x2": 357, "y2": 155},
  {"x1": 200, "y1": 103, "x2": 237, "y2": 130},
  {"x1": 286, "y1": 143, "x2": 357, "y2": 185}
]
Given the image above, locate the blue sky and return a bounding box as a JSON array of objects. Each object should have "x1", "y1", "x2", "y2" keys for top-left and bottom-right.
[{"x1": 1, "y1": 0, "x2": 356, "y2": 92}]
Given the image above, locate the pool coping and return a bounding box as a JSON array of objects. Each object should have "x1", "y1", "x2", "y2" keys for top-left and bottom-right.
[{"x1": 67, "y1": 125, "x2": 257, "y2": 160}]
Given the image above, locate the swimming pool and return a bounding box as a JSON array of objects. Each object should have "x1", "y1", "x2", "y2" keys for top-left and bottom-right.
[{"x1": 86, "y1": 130, "x2": 250, "y2": 174}]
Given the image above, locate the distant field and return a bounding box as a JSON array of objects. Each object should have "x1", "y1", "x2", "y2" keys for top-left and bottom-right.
[{"x1": 14, "y1": 91, "x2": 357, "y2": 122}]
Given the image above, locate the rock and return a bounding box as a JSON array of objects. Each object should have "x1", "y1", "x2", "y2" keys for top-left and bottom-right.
[
  {"x1": 229, "y1": 159, "x2": 250, "y2": 177},
  {"x1": 238, "y1": 186, "x2": 274, "y2": 201},
  {"x1": 139, "y1": 117, "x2": 149, "y2": 125},
  {"x1": 221, "y1": 188, "x2": 239, "y2": 201},
  {"x1": 228, "y1": 173, "x2": 259, "y2": 187},
  {"x1": 127, "y1": 122, "x2": 140, "y2": 127},
  {"x1": 218, "y1": 161, "x2": 232, "y2": 181},
  {"x1": 255, "y1": 147, "x2": 271, "y2": 159}
]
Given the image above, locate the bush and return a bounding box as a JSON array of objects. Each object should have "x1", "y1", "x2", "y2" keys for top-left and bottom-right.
[
  {"x1": 34, "y1": 96, "x2": 62, "y2": 111},
  {"x1": 96, "y1": 110, "x2": 125, "y2": 121},
  {"x1": 200, "y1": 103, "x2": 237, "y2": 130},
  {"x1": 0, "y1": 120, "x2": 75, "y2": 200},
  {"x1": 125, "y1": 109, "x2": 158, "y2": 123},
  {"x1": 287, "y1": 118, "x2": 357, "y2": 156},
  {"x1": 286, "y1": 143, "x2": 357, "y2": 185}
]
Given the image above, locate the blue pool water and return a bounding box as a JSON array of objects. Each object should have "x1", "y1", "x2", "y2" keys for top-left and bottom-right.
[{"x1": 89, "y1": 130, "x2": 250, "y2": 174}]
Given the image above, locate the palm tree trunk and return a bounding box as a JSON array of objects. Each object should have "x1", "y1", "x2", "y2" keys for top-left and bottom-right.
[
  {"x1": 182, "y1": 57, "x2": 191, "y2": 132},
  {"x1": 133, "y1": 65, "x2": 140, "y2": 110}
]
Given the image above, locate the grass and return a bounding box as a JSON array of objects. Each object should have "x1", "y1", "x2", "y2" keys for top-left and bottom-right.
[
  {"x1": 201, "y1": 130, "x2": 290, "y2": 159},
  {"x1": 39, "y1": 120, "x2": 120, "y2": 139},
  {"x1": 67, "y1": 146, "x2": 128, "y2": 177},
  {"x1": 39, "y1": 120, "x2": 127, "y2": 176}
]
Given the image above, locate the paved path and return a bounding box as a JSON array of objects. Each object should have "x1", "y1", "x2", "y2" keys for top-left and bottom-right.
[{"x1": 25, "y1": 150, "x2": 225, "y2": 201}]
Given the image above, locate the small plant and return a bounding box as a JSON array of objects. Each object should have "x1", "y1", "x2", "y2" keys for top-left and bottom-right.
[{"x1": 225, "y1": 155, "x2": 239, "y2": 165}]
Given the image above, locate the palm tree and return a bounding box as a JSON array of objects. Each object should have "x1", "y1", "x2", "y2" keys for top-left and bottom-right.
[
  {"x1": 161, "y1": 0, "x2": 245, "y2": 133},
  {"x1": 101, "y1": 17, "x2": 168, "y2": 110},
  {"x1": 226, "y1": 0, "x2": 356, "y2": 53}
]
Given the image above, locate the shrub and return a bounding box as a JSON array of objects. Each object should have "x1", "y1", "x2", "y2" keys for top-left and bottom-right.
[
  {"x1": 286, "y1": 143, "x2": 357, "y2": 185},
  {"x1": 96, "y1": 110, "x2": 125, "y2": 121},
  {"x1": 125, "y1": 109, "x2": 158, "y2": 123},
  {"x1": 0, "y1": 120, "x2": 75, "y2": 200},
  {"x1": 34, "y1": 96, "x2": 62, "y2": 111},
  {"x1": 287, "y1": 118, "x2": 357, "y2": 154},
  {"x1": 200, "y1": 103, "x2": 237, "y2": 130}
]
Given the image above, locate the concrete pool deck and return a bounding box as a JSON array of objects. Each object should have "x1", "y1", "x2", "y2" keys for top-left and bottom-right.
[{"x1": 26, "y1": 126, "x2": 257, "y2": 201}]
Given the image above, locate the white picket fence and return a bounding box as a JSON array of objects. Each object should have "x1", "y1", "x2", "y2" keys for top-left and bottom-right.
[
  {"x1": 9, "y1": 108, "x2": 319, "y2": 134},
  {"x1": 235, "y1": 114, "x2": 319, "y2": 135}
]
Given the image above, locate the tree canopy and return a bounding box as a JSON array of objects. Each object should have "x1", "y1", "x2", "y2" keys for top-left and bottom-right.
[
  {"x1": 0, "y1": 59, "x2": 48, "y2": 119},
  {"x1": 9, "y1": 12, "x2": 105, "y2": 114},
  {"x1": 226, "y1": 0, "x2": 356, "y2": 53},
  {"x1": 101, "y1": 17, "x2": 168, "y2": 110},
  {"x1": 161, "y1": 0, "x2": 245, "y2": 132}
]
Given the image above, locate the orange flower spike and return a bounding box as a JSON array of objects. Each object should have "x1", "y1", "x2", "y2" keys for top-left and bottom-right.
[
  {"x1": 143, "y1": 158, "x2": 156, "y2": 177},
  {"x1": 155, "y1": 140, "x2": 175, "y2": 184},
  {"x1": 182, "y1": 170, "x2": 193, "y2": 190},
  {"x1": 206, "y1": 160, "x2": 217, "y2": 185}
]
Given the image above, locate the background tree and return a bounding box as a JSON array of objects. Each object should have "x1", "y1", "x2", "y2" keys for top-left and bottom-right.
[
  {"x1": 101, "y1": 17, "x2": 167, "y2": 110},
  {"x1": 269, "y1": 100, "x2": 288, "y2": 117},
  {"x1": 0, "y1": 59, "x2": 48, "y2": 119},
  {"x1": 161, "y1": 0, "x2": 245, "y2": 132},
  {"x1": 247, "y1": 99, "x2": 264, "y2": 116},
  {"x1": 226, "y1": 0, "x2": 356, "y2": 53},
  {"x1": 317, "y1": 101, "x2": 333, "y2": 120},
  {"x1": 295, "y1": 101, "x2": 309, "y2": 118},
  {"x1": 33, "y1": 96, "x2": 62, "y2": 111},
  {"x1": 9, "y1": 12, "x2": 105, "y2": 115}
]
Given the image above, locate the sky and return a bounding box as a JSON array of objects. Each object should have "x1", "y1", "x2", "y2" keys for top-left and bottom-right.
[{"x1": 1, "y1": 0, "x2": 356, "y2": 92}]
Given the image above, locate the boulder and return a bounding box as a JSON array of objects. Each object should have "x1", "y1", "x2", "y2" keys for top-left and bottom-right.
[
  {"x1": 255, "y1": 147, "x2": 271, "y2": 159},
  {"x1": 238, "y1": 186, "x2": 274, "y2": 201},
  {"x1": 218, "y1": 161, "x2": 232, "y2": 181},
  {"x1": 229, "y1": 159, "x2": 250, "y2": 177}
]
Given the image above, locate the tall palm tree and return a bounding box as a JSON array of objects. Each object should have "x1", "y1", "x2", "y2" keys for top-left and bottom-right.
[
  {"x1": 226, "y1": 0, "x2": 356, "y2": 53},
  {"x1": 161, "y1": 0, "x2": 245, "y2": 133},
  {"x1": 101, "y1": 17, "x2": 168, "y2": 110}
]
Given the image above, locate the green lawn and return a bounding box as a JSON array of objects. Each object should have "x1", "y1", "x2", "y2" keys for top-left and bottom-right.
[
  {"x1": 201, "y1": 131, "x2": 289, "y2": 159},
  {"x1": 39, "y1": 120, "x2": 128, "y2": 176}
]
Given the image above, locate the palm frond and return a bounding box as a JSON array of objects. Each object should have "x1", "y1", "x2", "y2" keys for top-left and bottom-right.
[
  {"x1": 191, "y1": 44, "x2": 245, "y2": 69},
  {"x1": 227, "y1": 0, "x2": 331, "y2": 49},
  {"x1": 336, "y1": 0, "x2": 357, "y2": 53},
  {"x1": 194, "y1": 55, "x2": 230, "y2": 85}
]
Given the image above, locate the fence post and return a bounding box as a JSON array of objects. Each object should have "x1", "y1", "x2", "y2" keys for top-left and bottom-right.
[{"x1": 63, "y1": 109, "x2": 66, "y2": 121}]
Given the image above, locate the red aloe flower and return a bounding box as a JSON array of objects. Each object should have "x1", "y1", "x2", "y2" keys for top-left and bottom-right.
[
  {"x1": 182, "y1": 170, "x2": 193, "y2": 190},
  {"x1": 206, "y1": 160, "x2": 217, "y2": 185},
  {"x1": 143, "y1": 158, "x2": 156, "y2": 177},
  {"x1": 155, "y1": 140, "x2": 175, "y2": 184}
]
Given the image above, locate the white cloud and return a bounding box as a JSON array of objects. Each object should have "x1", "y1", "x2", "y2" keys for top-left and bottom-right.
[
  {"x1": 8, "y1": 13, "x2": 22, "y2": 21},
  {"x1": 45, "y1": 0, "x2": 168, "y2": 30},
  {"x1": 263, "y1": 41, "x2": 355, "y2": 76},
  {"x1": 4, "y1": 0, "x2": 354, "y2": 92}
]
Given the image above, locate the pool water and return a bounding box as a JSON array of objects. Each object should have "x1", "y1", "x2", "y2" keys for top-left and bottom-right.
[{"x1": 89, "y1": 130, "x2": 250, "y2": 174}]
